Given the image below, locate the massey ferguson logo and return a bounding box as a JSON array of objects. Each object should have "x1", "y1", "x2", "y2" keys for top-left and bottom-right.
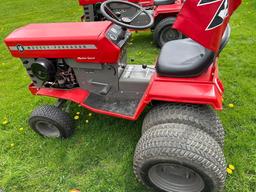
[
  {"x1": 16, "y1": 45, "x2": 25, "y2": 52},
  {"x1": 198, "y1": 0, "x2": 229, "y2": 30}
]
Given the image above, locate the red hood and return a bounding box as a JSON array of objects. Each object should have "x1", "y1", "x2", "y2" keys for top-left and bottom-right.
[
  {"x1": 4, "y1": 21, "x2": 121, "y2": 64},
  {"x1": 5, "y1": 21, "x2": 111, "y2": 45}
]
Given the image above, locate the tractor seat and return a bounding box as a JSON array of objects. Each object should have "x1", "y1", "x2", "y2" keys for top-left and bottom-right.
[
  {"x1": 154, "y1": 0, "x2": 175, "y2": 6},
  {"x1": 156, "y1": 25, "x2": 231, "y2": 77}
]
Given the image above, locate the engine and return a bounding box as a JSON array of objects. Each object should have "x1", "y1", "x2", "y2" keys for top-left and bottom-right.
[{"x1": 22, "y1": 58, "x2": 78, "y2": 89}]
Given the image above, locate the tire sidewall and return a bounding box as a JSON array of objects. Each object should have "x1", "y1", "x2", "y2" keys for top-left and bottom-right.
[
  {"x1": 154, "y1": 17, "x2": 182, "y2": 47},
  {"x1": 29, "y1": 116, "x2": 68, "y2": 138},
  {"x1": 139, "y1": 159, "x2": 216, "y2": 192},
  {"x1": 159, "y1": 27, "x2": 181, "y2": 47}
]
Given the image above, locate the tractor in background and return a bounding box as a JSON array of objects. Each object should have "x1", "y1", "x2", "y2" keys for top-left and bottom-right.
[{"x1": 78, "y1": 0, "x2": 185, "y2": 47}]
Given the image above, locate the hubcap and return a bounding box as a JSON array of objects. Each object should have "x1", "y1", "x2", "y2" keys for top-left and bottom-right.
[
  {"x1": 148, "y1": 163, "x2": 205, "y2": 192},
  {"x1": 35, "y1": 121, "x2": 61, "y2": 138},
  {"x1": 160, "y1": 28, "x2": 181, "y2": 45}
]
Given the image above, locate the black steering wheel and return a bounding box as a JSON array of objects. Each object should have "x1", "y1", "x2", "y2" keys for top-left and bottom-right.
[{"x1": 100, "y1": 0, "x2": 154, "y2": 30}]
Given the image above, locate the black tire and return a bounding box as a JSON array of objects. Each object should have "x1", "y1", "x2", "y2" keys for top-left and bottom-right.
[
  {"x1": 153, "y1": 17, "x2": 182, "y2": 48},
  {"x1": 134, "y1": 124, "x2": 226, "y2": 192},
  {"x1": 29, "y1": 105, "x2": 74, "y2": 138},
  {"x1": 142, "y1": 103, "x2": 225, "y2": 148}
]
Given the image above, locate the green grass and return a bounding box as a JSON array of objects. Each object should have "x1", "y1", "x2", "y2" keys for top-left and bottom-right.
[{"x1": 0, "y1": 0, "x2": 255, "y2": 191}]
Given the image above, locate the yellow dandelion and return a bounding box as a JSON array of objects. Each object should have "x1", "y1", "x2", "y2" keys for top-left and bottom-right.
[
  {"x1": 228, "y1": 103, "x2": 235, "y2": 108},
  {"x1": 88, "y1": 113, "x2": 92, "y2": 117},
  {"x1": 74, "y1": 115, "x2": 80, "y2": 120},
  {"x1": 69, "y1": 189, "x2": 80, "y2": 192},
  {"x1": 226, "y1": 167, "x2": 233, "y2": 175},
  {"x1": 2, "y1": 117, "x2": 9, "y2": 125},
  {"x1": 10, "y1": 143, "x2": 15, "y2": 147},
  {"x1": 229, "y1": 164, "x2": 235, "y2": 171},
  {"x1": 85, "y1": 120, "x2": 89, "y2": 124},
  {"x1": 76, "y1": 112, "x2": 80, "y2": 115},
  {"x1": 19, "y1": 127, "x2": 24, "y2": 132}
]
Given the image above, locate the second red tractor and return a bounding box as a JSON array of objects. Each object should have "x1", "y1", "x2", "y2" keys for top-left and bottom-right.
[{"x1": 78, "y1": 0, "x2": 185, "y2": 47}]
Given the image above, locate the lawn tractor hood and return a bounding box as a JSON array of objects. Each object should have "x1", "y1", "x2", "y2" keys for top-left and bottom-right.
[{"x1": 5, "y1": 21, "x2": 121, "y2": 63}]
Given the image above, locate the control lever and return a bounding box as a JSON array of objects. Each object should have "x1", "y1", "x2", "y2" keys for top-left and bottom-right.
[
  {"x1": 120, "y1": 27, "x2": 127, "y2": 40},
  {"x1": 142, "y1": 64, "x2": 155, "y2": 70}
]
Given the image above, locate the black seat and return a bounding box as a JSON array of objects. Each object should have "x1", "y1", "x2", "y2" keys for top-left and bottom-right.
[
  {"x1": 154, "y1": 0, "x2": 175, "y2": 6},
  {"x1": 156, "y1": 25, "x2": 231, "y2": 77}
]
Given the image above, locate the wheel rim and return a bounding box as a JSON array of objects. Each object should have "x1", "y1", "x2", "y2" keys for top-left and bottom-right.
[
  {"x1": 34, "y1": 121, "x2": 61, "y2": 138},
  {"x1": 148, "y1": 163, "x2": 205, "y2": 192},
  {"x1": 160, "y1": 27, "x2": 181, "y2": 46}
]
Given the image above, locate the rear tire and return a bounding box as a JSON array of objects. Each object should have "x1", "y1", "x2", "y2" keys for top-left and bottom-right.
[
  {"x1": 142, "y1": 103, "x2": 225, "y2": 148},
  {"x1": 29, "y1": 105, "x2": 74, "y2": 138},
  {"x1": 134, "y1": 123, "x2": 226, "y2": 192},
  {"x1": 153, "y1": 17, "x2": 182, "y2": 48}
]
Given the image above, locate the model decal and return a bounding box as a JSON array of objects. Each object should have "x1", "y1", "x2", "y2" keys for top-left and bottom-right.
[
  {"x1": 198, "y1": 0, "x2": 229, "y2": 30},
  {"x1": 206, "y1": 0, "x2": 229, "y2": 30},
  {"x1": 198, "y1": 0, "x2": 221, "y2": 6}
]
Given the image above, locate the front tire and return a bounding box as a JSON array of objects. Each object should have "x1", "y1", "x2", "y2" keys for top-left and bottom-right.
[
  {"x1": 134, "y1": 123, "x2": 226, "y2": 192},
  {"x1": 153, "y1": 17, "x2": 182, "y2": 48},
  {"x1": 29, "y1": 105, "x2": 74, "y2": 138}
]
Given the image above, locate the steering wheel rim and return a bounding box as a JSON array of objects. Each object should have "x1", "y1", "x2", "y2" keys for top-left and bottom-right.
[{"x1": 100, "y1": 0, "x2": 154, "y2": 30}]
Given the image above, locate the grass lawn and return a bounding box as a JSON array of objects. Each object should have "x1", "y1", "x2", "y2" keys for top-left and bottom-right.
[{"x1": 0, "y1": 0, "x2": 255, "y2": 191}]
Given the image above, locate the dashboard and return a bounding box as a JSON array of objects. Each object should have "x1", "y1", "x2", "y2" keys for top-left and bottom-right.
[{"x1": 106, "y1": 24, "x2": 131, "y2": 47}]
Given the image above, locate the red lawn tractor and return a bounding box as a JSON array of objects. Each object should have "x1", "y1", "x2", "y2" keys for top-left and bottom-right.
[
  {"x1": 78, "y1": 0, "x2": 184, "y2": 47},
  {"x1": 5, "y1": 1, "x2": 232, "y2": 191}
]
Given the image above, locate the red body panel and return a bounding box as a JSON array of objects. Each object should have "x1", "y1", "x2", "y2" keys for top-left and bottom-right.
[
  {"x1": 153, "y1": 3, "x2": 183, "y2": 18},
  {"x1": 4, "y1": 22, "x2": 120, "y2": 64},
  {"x1": 29, "y1": 64, "x2": 223, "y2": 121},
  {"x1": 145, "y1": 66, "x2": 223, "y2": 110},
  {"x1": 173, "y1": 0, "x2": 241, "y2": 52}
]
